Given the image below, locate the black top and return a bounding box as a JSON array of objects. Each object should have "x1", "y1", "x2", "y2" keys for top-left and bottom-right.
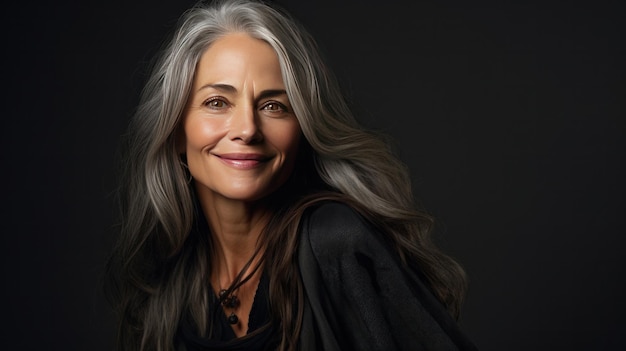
[{"x1": 177, "y1": 201, "x2": 478, "y2": 350}]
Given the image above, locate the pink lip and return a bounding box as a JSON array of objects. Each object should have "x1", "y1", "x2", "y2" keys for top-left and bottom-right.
[{"x1": 214, "y1": 153, "x2": 271, "y2": 169}]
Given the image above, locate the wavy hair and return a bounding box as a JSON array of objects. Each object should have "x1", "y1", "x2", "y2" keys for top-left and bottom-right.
[{"x1": 105, "y1": 0, "x2": 468, "y2": 350}]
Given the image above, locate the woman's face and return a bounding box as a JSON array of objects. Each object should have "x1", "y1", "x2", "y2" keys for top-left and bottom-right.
[{"x1": 183, "y1": 33, "x2": 302, "y2": 203}]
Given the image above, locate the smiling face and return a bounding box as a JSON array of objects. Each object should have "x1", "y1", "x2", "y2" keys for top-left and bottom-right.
[{"x1": 182, "y1": 33, "x2": 302, "y2": 204}]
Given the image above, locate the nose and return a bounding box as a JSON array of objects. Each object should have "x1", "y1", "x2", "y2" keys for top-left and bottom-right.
[{"x1": 228, "y1": 105, "x2": 263, "y2": 144}]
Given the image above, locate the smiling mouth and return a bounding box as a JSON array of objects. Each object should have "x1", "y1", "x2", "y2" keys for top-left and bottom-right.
[{"x1": 215, "y1": 153, "x2": 272, "y2": 169}]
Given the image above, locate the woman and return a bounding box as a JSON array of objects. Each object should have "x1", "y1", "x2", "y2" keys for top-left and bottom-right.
[{"x1": 105, "y1": 0, "x2": 478, "y2": 350}]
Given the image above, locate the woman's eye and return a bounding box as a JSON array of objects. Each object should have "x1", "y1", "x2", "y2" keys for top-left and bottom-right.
[
  {"x1": 203, "y1": 97, "x2": 228, "y2": 109},
  {"x1": 261, "y1": 101, "x2": 288, "y2": 112}
]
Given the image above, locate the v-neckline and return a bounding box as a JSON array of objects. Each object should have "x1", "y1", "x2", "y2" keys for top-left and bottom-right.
[{"x1": 211, "y1": 270, "x2": 270, "y2": 339}]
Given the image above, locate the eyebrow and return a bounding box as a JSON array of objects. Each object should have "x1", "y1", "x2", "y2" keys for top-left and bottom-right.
[
  {"x1": 197, "y1": 83, "x2": 287, "y2": 100},
  {"x1": 197, "y1": 83, "x2": 237, "y2": 93}
]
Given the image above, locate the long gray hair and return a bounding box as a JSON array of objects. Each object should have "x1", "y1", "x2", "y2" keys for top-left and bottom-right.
[{"x1": 106, "y1": 0, "x2": 468, "y2": 350}]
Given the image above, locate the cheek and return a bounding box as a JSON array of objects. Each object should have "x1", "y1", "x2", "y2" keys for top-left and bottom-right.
[
  {"x1": 184, "y1": 117, "x2": 222, "y2": 151},
  {"x1": 272, "y1": 122, "x2": 302, "y2": 158}
]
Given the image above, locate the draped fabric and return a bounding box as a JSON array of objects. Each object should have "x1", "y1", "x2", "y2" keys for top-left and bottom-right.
[{"x1": 298, "y1": 202, "x2": 478, "y2": 351}]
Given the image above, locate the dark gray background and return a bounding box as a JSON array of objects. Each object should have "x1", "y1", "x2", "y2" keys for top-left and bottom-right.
[{"x1": 2, "y1": 0, "x2": 624, "y2": 350}]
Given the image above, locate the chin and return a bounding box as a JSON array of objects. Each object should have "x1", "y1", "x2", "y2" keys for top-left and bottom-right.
[{"x1": 218, "y1": 184, "x2": 280, "y2": 203}]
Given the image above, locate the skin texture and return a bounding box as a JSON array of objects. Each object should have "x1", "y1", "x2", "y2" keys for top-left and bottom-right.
[{"x1": 182, "y1": 33, "x2": 302, "y2": 337}]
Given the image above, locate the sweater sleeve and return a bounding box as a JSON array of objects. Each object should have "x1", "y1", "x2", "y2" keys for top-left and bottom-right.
[{"x1": 297, "y1": 202, "x2": 478, "y2": 351}]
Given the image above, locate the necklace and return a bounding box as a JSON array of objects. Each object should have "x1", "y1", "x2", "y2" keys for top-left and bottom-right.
[
  {"x1": 214, "y1": 255, "x2": 263, "y2": 326},
  {"x1": 218, "y1": 288, "x2": 241, "y2": 324}
]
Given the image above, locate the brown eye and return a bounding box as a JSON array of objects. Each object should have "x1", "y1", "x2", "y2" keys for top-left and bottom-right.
[
  {"x1": 261, "y1": 101, "x2": 288, "y2": 112},
  {"x1": 203, "y1": 97, "x2": 228, "y2": 109}
]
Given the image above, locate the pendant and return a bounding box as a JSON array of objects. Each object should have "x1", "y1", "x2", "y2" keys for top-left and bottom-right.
[
  {"x1": 228, "y1": 312, "x2": 239, "y2": 325},
  {"x1": 219, "y1": 289, "x2": 240, "y2": 325}
]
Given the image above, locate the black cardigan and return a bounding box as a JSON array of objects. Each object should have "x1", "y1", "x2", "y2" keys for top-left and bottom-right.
[{"x1": 297, "y1": 202, "x2": 478, "y2": 351}]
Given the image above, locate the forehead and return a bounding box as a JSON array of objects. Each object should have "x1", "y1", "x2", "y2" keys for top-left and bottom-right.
[{"x1": 194, "y1": 33, "x2": 284, "y2": 85}]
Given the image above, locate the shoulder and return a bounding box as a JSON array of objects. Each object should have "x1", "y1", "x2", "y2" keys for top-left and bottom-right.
[{"x1": 301, "y1": 201, "x2": 385, "y2": 257}]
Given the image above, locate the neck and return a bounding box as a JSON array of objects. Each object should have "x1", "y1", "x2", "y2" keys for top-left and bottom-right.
[{"x1": 195, "y1": 186, "x2": 271, "y2": 285}]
